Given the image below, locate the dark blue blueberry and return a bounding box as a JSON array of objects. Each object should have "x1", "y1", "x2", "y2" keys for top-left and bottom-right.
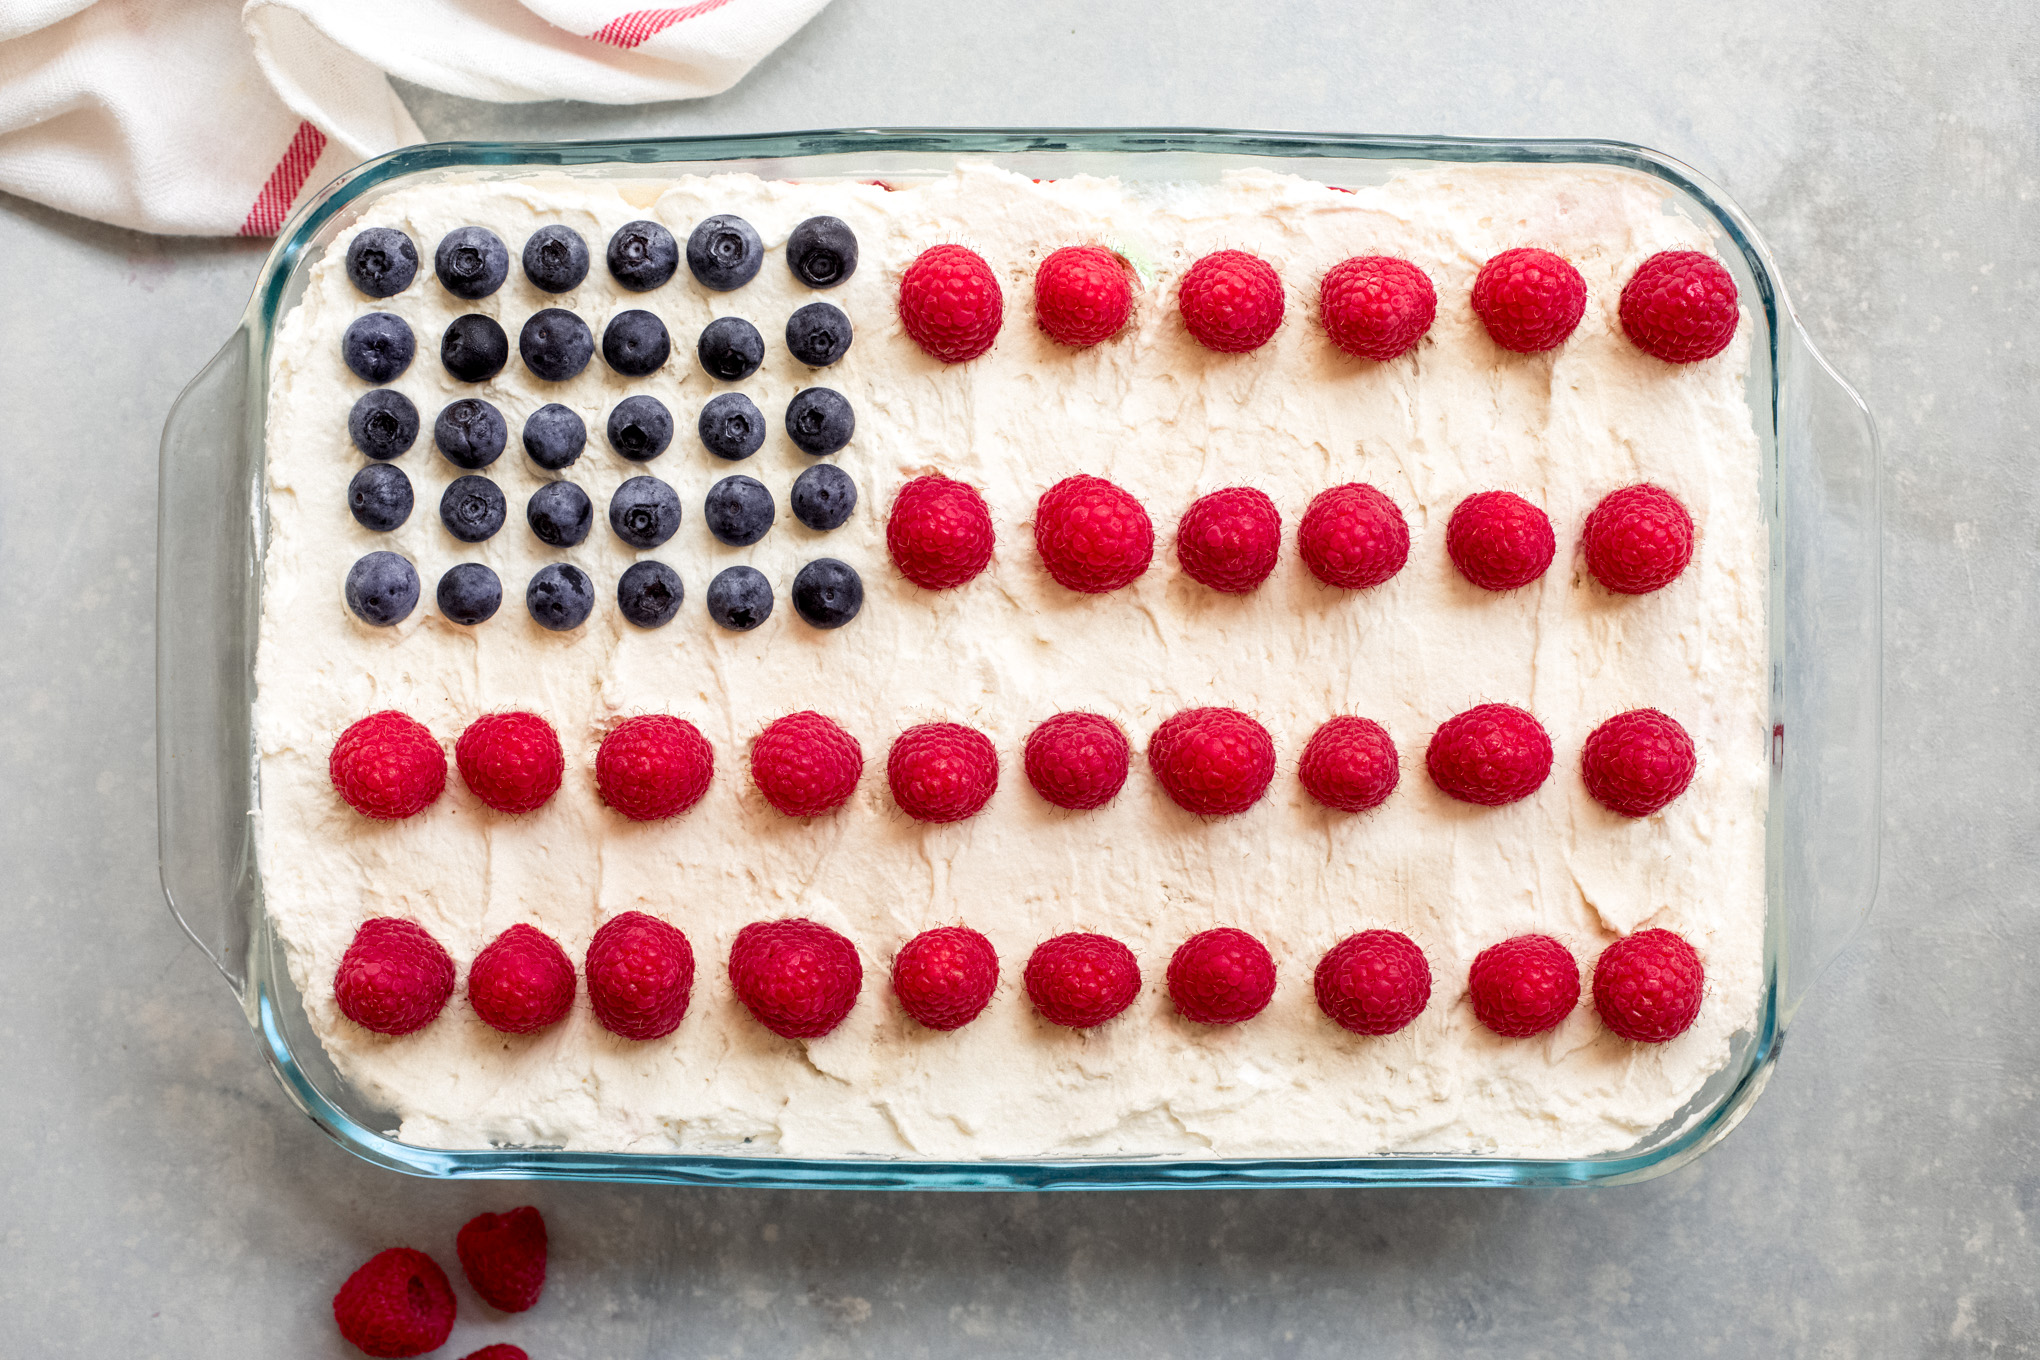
[
  {"x1": 347, "y1": 462, "x2": 413, "y2": 532},
  {"x1": 686, "y1": 214, "x2": 764, "y2": 291},
  {"x1": 439, "y1": 474, "x2": 507, "y2": 543},
  {"x1": 790, "y1": 463, "x2": 857, "y2": 531},
  {"x1": 706, "y1": 565, "x2": 773, "y2": 632},
  {"x1": 617, "y1": 560, "x2": 684, "y2": 628},
  {"x1": 342, "y1": 312, "x2": 415, "y2": 383},
  {"x1": 606, "y1": 220, "x2": 680, "y2": 292},
  {"x1": 696, "y1": 392, "x2": 765, "y2": 461},
  {"x1": 345, "y1": 228, "x2": 418, "y2": 299},
  {"x1": 521, "y1": 225, "x2": 590, "y2": 293},
  {"x1": 785, "y1": 301, "x2": 852, "y2": 367},
  {"x1": 519, "y1": 308, "x2": 594, "y2": 382},
  {"x1": 345, "y1": 550, "x2": 419, "y2": 626},
  {"x1": 697, "y1": 316, "x2": 765, "y2": 382},
  {"x1": 442, "y1": 313, "x2": 508, "y2": 383},
  {"x1": 784, "y1": 387, "x2": 854, "y2": 456},
  {"x1": 434, "y1": 226, "x2": 509, "y2": 299},
  {"x1": 522, "y1": 403, "x2": 586, "y2": 471},
  {"x1": 437, "y1": 562, "x2": 502, "y2": 625},
  {"x1": 527, "y1": 480, "x2": 593, "y2": 547},
  {"x1": 601, "y1": 308, "x2": 671, "y2": 377},
  {"x1": 348, "y1": 388, "x2": 420, "y2": 460},
  {"x1": 606, "y1": 395, "x2": 673, "y2": 462},
  {"x1": 609, "y1": 475, "x2": 682, "y2": 549},
  {"x1": 786, "y1": 216, "x2": 858, "y2": 289},
  {"x1": 792, "y1": 558, "x2": 864, "y2": 630},
  {"x1": 434, "y1": 398, "x2": 507, "y2": 470},
  {"x1": 527, "y1": 563, "x2": 595, "y2": 631},
  {"x1": 703, "y1": 475, "x2": 775, "y2": 547}
]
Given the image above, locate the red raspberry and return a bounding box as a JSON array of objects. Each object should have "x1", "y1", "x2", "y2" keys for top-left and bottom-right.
[
  {"x1": 1023, "y1": 711, "x2": 1131, "y2": 810},
  {"x1": 1033, "y1": 474, "x2": 1154, "y2": 593},
  {"x1": 899, "y1": 244, "x2": 1003, "y2": 363},
  {"x1": 1034, "y1": 244, "x2": 1134, "y2": 347},
  {"x1": 728, "y1": 917, "x2": 863, "y2": 1039},
  {"x1": 1318, "y1": 255, "x2": 1437, "y2": 360},
  {"x1": 1174, "y1": 487, "x2": 1281, "y2": 593},
  {"x1": 1314, "y1": 930, "x2": 1431, "y2": 1036},
  {"x1": 1619, "y1": 250, "x2": 1739, "y2": 363},
  {"x1": 1582, "y1": 484, "x2": 1695, "y2": 594},
  {"x1": 1446, "y1": 490, "x2": 1555, "y2": 591},
  {"x1": 329, "y1": 711, "x2": 446, "y2": 820},
  {"x1": 887, "y1": 721, "x2": 998, "y2": 823},
  {"x1": 887, "y1": 474, "x2": 995, "y2": 590},
  {"x1": 584, "y1": 911, "x2": 694, "y2": 1041},
  {"x1": 1593, "y1": 928, "x2": 1705, "y2": 1042},
  {"x1": 1426, "y1": 703, "x2": 1553, "y2": 806},
  {"x1": 750, "y1": 711, "x2": 863, "y2": 817},
  {"x1": 1298, "y1": 715, "x2": 1400, "y2": 813},
  {"x1": 332, "y1": 1247, "x2": 456, "y2": 1358},
  {"x1": 1581, "y1": 709, "x2": 1697, "y2": 817},
  {"x1": 1471, "y1": 247, "x2": 1587, "y2": 353},
  {"x1": 460, "y1": 1348, "x2": 528, "y2": 1360},
  {"x1": 455, "y1": 711, "x2": 564, "y2": 814},
  {"x1": 595, "y1": 714, "x2": 713, "y2": 821},
  {"x1": 333, "y1": 918, "x2": 454, "y2": 1036},
  {"x1": 1147, "y1": 706, "x2": 1276, "y2": 816},
  {"x1": 1178, "y1": 249, "x2": 1284, "y2": 352},
  {"x1": 1468, "y1": 934, "x2": 1581, "y2": 1037},
  {"x1": 1166, "y1": 927, "x2": 1276, "y2": 1025},
  {"x1": 1297, "y1": 483, "x2": 1409, "y2": 590},
  {"x1": 456, "y1": 1205, "x2": 547, "y2": 1313},
  {"x1": 467, "y1": 923, "x2": 576, "y2": 1035},
  {"x1": 891, "y1": 925, "x2": 999, "y2": 1030},
  {"x1": 1024, "y1": 932, "x2": 1142, "y2": 1028}
]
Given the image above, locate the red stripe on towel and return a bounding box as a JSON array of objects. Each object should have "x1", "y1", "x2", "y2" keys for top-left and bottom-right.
[
  {"x1": 238, "y1": 122, "x2": 328, "y2": 238},
  {"x1": 589, "y1": 0, "x2": 733, "y2": 48}
]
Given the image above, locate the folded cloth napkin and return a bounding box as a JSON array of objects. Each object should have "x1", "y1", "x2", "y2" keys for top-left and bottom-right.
[{"x1": 0, "y1": 0, "x2": 832, "y2": 237}]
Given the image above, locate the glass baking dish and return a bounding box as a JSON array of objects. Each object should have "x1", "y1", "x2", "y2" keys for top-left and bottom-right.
[{"x1": 156, "y1": 128, "x2": 1880, "y2": 1189}]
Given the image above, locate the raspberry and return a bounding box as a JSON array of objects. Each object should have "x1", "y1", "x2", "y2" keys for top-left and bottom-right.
[
  {"x1": 1166, "y1": 927, "x2": 1276, "y2": 1025},
  {"x1": 467, "y1": 924, "x2": 576, "y2": 1035},
  {"x1": 329, "y1": 711, "x2": 446, "y2": 820},
  {"x1": 899, "y1": 244, "x2": 1003, "y2": 363},
  {"x1": 332, "y1": 1247, "x2": 456, "y2": 1358},
  {"x1": 1174, "y1": 487, "x2": 1281, "y2": 593},
  {"x1": 1619, "y1": 250, "x2": 1739, "y2": 363},
  {"x1": 750, "y1": 711, "x2": 863, "y2": 817},
  {"x1": 728, "y1": 917, "x2": 863, "y2": 1039},
  {"x1": 1593, "y1": 928, "x2": 1705, "y2": 1042},
  {"x1": 456, "y1": 1205, "x2": 547, "y2": 1313},
  {"x1": 1446, "y1": 490, "x2": 1555, "y2": 591},
  {"x1": 1034, "y1": 245, "x2": 1134, "y2": 347},
  {"x1": 460, "y1": 1348, "x2": 529, "y2": 1360},
  {"x1": 1469, "y1": 934, "x2": 1581, "y2": 1037},
  {"x1": 891, "y1": 925, "x2": 999, "y2": 1030},
  {"x1": 1581, "y1": 709, "x2": 1697, "y2": 817},
  {"x1": 455, "y1": 711, "x2": 564, "y2": 814},
  {"x1": 1426, "y1": 703, "x2": 1552, "y2": 806},
  {"x1": 1033, "y1": 474, "x2": 1154, "y2": 593},
  {"x1": 1318, "y1": 255, "x2": 1436, "y2": 360},
  {"x1": 1471, "y1": 247, "x2": 1587, "y2": 353},
  {"x1": 334, "y1": 918, "x2": 455, "y2": 1036},
  {"x1": 1298, "y1": 715, "x2": 1400, "y2": 813},
  {"x1": 1147, "y1": 707, "x2": 1276, "y2": 816},
  {"x1": 1023, "y1": 711, "x2": 1131, "y2": 810},
  {"x1": 887, "y1": 474, "x2": 995, "y2": 590},
  {"x1": 584, "y1": 911, "x2": 694, "y2": 1041},
  {"x1": 1178, "y1": 249, "x2": 1284, "y2": 352},
  {"x1": 595, "y1": 714, "x2": 713, "y2": 821},
  {"x1": 1297, "y1": 483, "x2": 1409, "y2": 590},
  {"x1": 1582, "y1": 484, "x2": 1695, "y2": 594},
  {"x1": 887, "y1": 722, "x2": 999, "y2": 823},
  {"x1": 1314, "y1": 930, "x2": 1431, "y2": 1036},
  {"x1": 1024, "y1": 932, "x2": 1141, "y2": 1028}
]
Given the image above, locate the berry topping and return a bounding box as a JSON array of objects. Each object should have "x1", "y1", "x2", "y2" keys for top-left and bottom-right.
[
  {"x1": 892, "y1": 926, "x2": 999, "y2": 1031},
  {"x1": 1446, "y1": 490, "x2": 1555, "y2": 591},
  {"x1": 585, "y1": 911, "x2": 695, "y2": 1040},
  {"x1": 456, "y1": 1206, "x2": 548, "y2": 1313},
  {"x1": 1167, "y1": 927, "x2": 1277, "y2": 1025},
  {"x1": 607, "y1": 394, "x2": 673, "y2": 462},
  {"x1": 706, "y1": 565, "x2": 774, "y2": 631},
  {"x1": 617, "y1": 559, "x2": 683, "y2": 628},
  {"x1": 728, "y1": 918, "x2": 863, "y2": 1039},
  {"x1": 334, "y1": 917, "x2": 454, "y2": 1034},
  {"x1": 434, "y1": 226, "x2": 508, "y2": 299},
  {"x1": 342, "y1": 312, "x2": 414, "y2": 383},
  {"x1": 439, "y1": 474, "x2": 505, "y2": 543},
  {"x1": 348, "y1": 462, "x2": 413, "y2": 532},
  {"x1": 1296, "y1": 482, "x2": 1410, "y2": 589},
  {"x1": 526, "y1": 563, "x2": 595, "y2": 631},
  {"x1": 346, "y1": 551, "x2": 420, "y2": 626},
  {"x1": 1175, "y1": 486, "x2": 1281, "y2": 593},
  {"x1": 703, "y1": 474, "x2": 775, "y2": 546},
  {"x1": 521, "y1": 224, "x2": 589, "y2": 293},
  {"x1": 1581, "y1": 708, "x2": 1697, "y2": 817},
  {"x1": 525, "y1": 480, "x2": 592, "y2": 547},
  {"x1": 521, "y1": 403, "x2": 585, "y2": 471},
  {"x1": 785, "y1": 387, "x2": 855, "y2": 456},
  {"x1": 1178, "y1": 249, "x2": 1284, "y2": 353},
  {"x1": 456, "y1": 711, "x2": 564, "y2": 813},
  {"x1": 1471, "y1": 247, "x2": 1586, "y2": 353},
  {"x1": 434, "y1": 397, "x2": 506, "y2": 470},
  {"x1": 1468, "y1": 934, "x2": 1581, "y2": 1037},
  {"x1": 1314, "y1": 930, "x2": 1431, "y2": 1036},
  {"x1": 900, "y1": 244, "x2": 1004, "y2": 363},
  {"x1": 1025, "y1": 933, "x2": 1141, "y2": 1028},
  {"x1": 1318, "y1": 255, "x2": 1436, "y2": 360},
  {"x1": 330, "y1": 711, "x2": 445, "y2": 820},
  {"x1": 345, "y1": 227, "x2": 418, "y2": 299},
  {"x1": 1033, "y1": 244, "x2": 1134, "y2": 347},
  {"x1": 609, "y1": 474, "x2": 682, "y2": 549},
  {"x1": 686, "y1": 213, "x2": 763, "y2": 291},
  {"x1": 441, "y1": 313, "x2": 508, "y2": 383},
  {"x1": 1298, "y1": 715, "x2": 1400, "y2": 813},
  {"x1": 1147, "y1": 707, "x2": 1275, "y2": 816},
  {"x1": 597, "y1": 714, "x2": 712, "y2": 821},
  {"x1": 468, "y1": 924, "x2": 576, "y2": 1034},
  {"x1": 1033, "y1": 474, "x2": 1153, "y2": 593},
  {"x1": 791, "y1": 464, "x2": 858, "y2": 531},
  {"x1": 1024, "y1": 711, "x2": 1130, "y2": 811},
  {"x1": 786, "y1": 301, "x2": 853, "y2": 367},
  {"x1": 1582, "y1": 484, "x2": 1695, "y2": 594},
  {"x1": 698, "y1": 392, "x2": 766, "y2": 461},
  {"x1": 786, "y1": 215, "x2": 859, "y2": 288},
  {"x1": 1426, "y1": 703, "x2": 1552, "y2": 806},
  {"x1": 888, "y1": 474, "x2": 995, "y2": 589},
  {"x1": 792, "y1": 557, "x2": 864, "y2": 629},
  {"x1": 601, "y1": 308, "x2": 671, "y2": 377},
  {"x1": 333, "y1": 1247, "x2": 456, "y2": 1358},
  {"x1": 437, "y1": 563, "x2": 502, "y2": 625},
  {"x1": 606, "y1": 219, "x2": 679, "y2": 291},
  {"x1": 1619, "y1": 250, "x2": 1739, "y2": 363},
  {"x1": 888, "y1": 722, "x2": 998, "y2": 823},
  {"x1": 751, "y1": 711, "x2": 862, "y2": 816},
  {"x1": 349, "y1": 388, "x2": 420, "y2": 461},
  {"x1": 697, "y1": 315, "x2": 765, "y2": 381},
  {"x1": 518, "y1": 307, "x2": 593, "y2": 382},
  {"x1": 1593, "y1": 928, "x2": 1705, "y2": 1042}
]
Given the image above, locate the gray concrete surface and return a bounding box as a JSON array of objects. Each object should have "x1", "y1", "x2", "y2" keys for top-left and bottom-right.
[{"x1": 2, "y1": 0, "x2": 2035, "y2": 1354}]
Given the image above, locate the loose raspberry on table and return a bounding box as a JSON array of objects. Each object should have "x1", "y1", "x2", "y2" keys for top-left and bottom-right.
[
  {"x1": 1582, "y1": 484, "x2": 1695, "y2": 594},
  {"x1": 1581, "y1": 708, "x2": 1697, "y2": 818},
  {"x1": 1593, "y1": 928, "x2": 1705, "y2": 1042},
  {"x1": 332, "y1": 1247, "x2": 456, "y2": 1358},
  {"x1": 455, "y1": 711, "x2": 564, "y2": 814},
  {"x1": 1024, "y1": 711, "x2": 1131, "y2": 810},
  {"x1": 595, "y1": 714, "x2": 713, "y2": 821},
  {"x1": 334, "y1": 917, "x2": 455, "y2": 1036},
  {"x1": 1447, "y1": 490, "x2": 1556, "y2": 591},
  {"x1": 1468, "y1": 934, "x2": 1581, "y2": 1037},
  {"x1": 1166, "y1": 927, "x2": 1277, "y2": 1026},
  {"x1": 899, "y1": 244, "x2": 1003, "y2": 363},
  {"x1": 887, "y1": 474, "x2": 995, "y2": 590},
  {"x1": 1175, "y1": 487, "x2": 1282, "y2": 594},
  {"x1": 1178, "y1": 249, "x2": 1285, "y2": 352},
  {"x1": 1619, "y1": 250, "x2": 1739, "y2": 363},
  {"x1": 330, "y1": 711, "x2": 446, "y2": 820},
  {"x1": 1471, "y1": 247, "x2": 1587, "y2": 353},
  {"x1": 1034, "y1": 244, "x2": 1134, "y2": 347},
  {"x1": 888, "y1": 721, "x2": 999, "y2": 823},
  {"x1": 1024, "y1": 932, "x2": 1142, "y2": 1028},
  {"x1": 468, "y1": 923, "x2": 576, "y2": 1035},
  {"x1": 1148, "y1": 706, "x2": 1276, "y2": 816},
  {"x1": 1298, "y1": 715, "x2": 1400, "y2": 813},
  {"x1": 1314, "y1": 930, "x2": 1431, "y2": 1036},
  {"x1": 1033, "y1": 474, "x2": 1154, "y2": 593},
  {"x1": 584, "y1": 911, "x2": 694, "y2": 1041},
  {"x1": 1297, "y1": 482, "x2": 1409, "y2": 590},
  {"x1": 891, "y1": 925, "x2": 1000, "y2": 1031},
  {"x1": 1318, "y1": 255, "x2": 1437, "y2": 361},
  {"x1": 750, "y1": 711, "x2": 863, "y2": 817},
  {"x1": 728, "y1": 917, "x2": 863, "y2": 1039},
  {"x1": 457, "y1": 1205, "x2": 548, "y2": 1313},
  {"x1": 1426, "y1": 703, "x2": 1553, "y2": 807},
  {"x1": 460, "y1": 1347, "x2": 529, "y2": 1360}
]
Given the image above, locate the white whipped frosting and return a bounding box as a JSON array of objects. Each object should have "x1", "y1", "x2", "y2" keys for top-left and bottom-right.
[{"x1": 256, "y1": 162, "x2": 1767, "y2": 1159}]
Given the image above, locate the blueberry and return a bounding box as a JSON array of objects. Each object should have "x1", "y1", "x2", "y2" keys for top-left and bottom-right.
[
  {"x1": 348, "y1": 389, "x2": 420, "y2": 460},
  {"x1": 434, "y1": 226, "x2": 509, "y2": 299},
  {"x1": 786, "y1": 216, "x2": 859, "y2": 289},
  {"x1": 790, "y1": 463, "x2": 858, "y2": 531},
  {"x1": 618, "y1": 560, "x2": 684, "y2": 628},
  {"x1": 522, "y1": 403, "x2": 586, "y2": 470},
  {"x1": 348, "y1": 462, "x2": 414, "y2": 531},
  {"x1": 522, "y1": 225, "x2": 589, "y2": 293},
  {"x1": 786, "y1": 302, "x2": 852, "y2": 367},
  {"x1": 609, "y1": 475, "x2": 682, "y2": 549},
  {"x1": 527, "y1": 480, "x2": 593, "y2": 547},
  {"x1": 442, "y1": 313, "x2": 509, "y2": 383},
  {"x1": 602, "y1": 308, "x2": 671, "y2": 377},
  {"x1": 527, "y1": 563, "x2": 595, "y2": 631},
  {"x1": 697, "y1": 316, "x2": 764, "y2": 382},
  {"x1": 345, "y1": 228, "x2": 418, "y2": 298},
  {"x1": 437, "y1": 562, "x2": 502, "y2": 625},
  {"x1": 519, "y1": 307, "x2": 594, "y2": 382},
  {"x1": 606, "y1": 219, "x2": 680, "y2": 291},
  {"x1": 704, "y1": 475, "x2": 776, "y2": 547},
  {"x1": 607, "y1": 395, "x2": 674, "y2": 462},
  {"x1": 345, "y1": 550, "x2": 419, "y2": 626},
  {"x1": 706, "y1": 565, "x2": 773, "y2": 631},
  {"x1": 697, "y1": 392, "x2": 765, "y2": 461},
  {"x1": 792, "y1": 558, "x2": 864, "y2": 630},
  {"x1": 784, "y1": 387, "x2": 854, "y2": 456},
  {"x1": 439, "y1": 474, "x2": 507, "y2": 543},
  {"x1": 342, "y1": 312, "x2": 415, "y2": 383},
  {"x1": 686, "y1": 214, "x2": 764, "y2": 291},
  {"x1": 434, "y1": 398, "x2": 507, "y2": 469}
]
